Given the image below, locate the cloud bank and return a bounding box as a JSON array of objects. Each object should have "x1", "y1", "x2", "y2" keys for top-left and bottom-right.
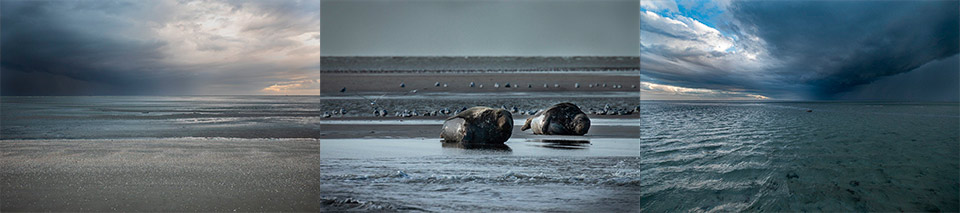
[{"x1": 1, "y1": 0, "x2": 319, "y2": 95}]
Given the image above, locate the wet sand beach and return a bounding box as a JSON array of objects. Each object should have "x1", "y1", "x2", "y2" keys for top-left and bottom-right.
[
  {"x1": 317, "y1": 115, "x2": 638, "y2": 140},
  {"x1": 0, "y1": 138, "x2": 321, "y2": 212},
  {"x1": 1, "y1": 96, "x2": 324, "y2": 211}
]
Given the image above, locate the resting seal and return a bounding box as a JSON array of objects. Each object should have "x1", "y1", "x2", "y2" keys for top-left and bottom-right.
[
  {"x1": 521, "y1": 103, "x2": 590, "y2": 135},
  {"x1": 441, "y1": 106, "x2": 513, "y2": 144}
]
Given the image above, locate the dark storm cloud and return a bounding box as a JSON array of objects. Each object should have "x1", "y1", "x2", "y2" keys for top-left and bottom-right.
[
  {"x1": 320, "y1": 0, "x2": 639, "y2": 56},
  {"x1": 640, "y1": 0, "x2": 959, "y2": 100},
  {"x1": 729, "y1": 0, "x2": 959, "y2": 99},
  {"x1": 1, "y1": 0, "x2": 320, "y2": 96},
  {"x1": 837, "y1": 55, "x2": 959, "y2": 101},
  {"x1": 1, "y1": 1, "x2": 184, "y2": 95}
]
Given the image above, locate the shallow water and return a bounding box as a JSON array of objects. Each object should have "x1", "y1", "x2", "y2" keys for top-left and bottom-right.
[
  {"x1": 317, "y1": 94, "x2": 642, "y2": 211},
  {"x1": 1, "y1": 96, "x2": 323, "y2": 139},
  {"x1": 640, "y1": 101, "x2": 959, "y2": 212},
  {"x1": 319, "y1": 138, "x2": 640, "y2": 212}
]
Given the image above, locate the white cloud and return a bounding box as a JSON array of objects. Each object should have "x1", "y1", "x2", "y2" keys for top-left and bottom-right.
[
  {"x1": 640, "y1": 81, "x2": 769, "y2": 100},
  {"x1": 154, "y1": 0, "x2": 319, "y2": 67},
  {"x1": 641, "y1": 0, "x2": 679, "y2": 13},
  {"x1": 640, "y1": 9, "x2": 780, "y2": 98},
  {"x1": 148, "y1": 0, "x2": 320, "y2": 95},
  {"x1": 640, "y1": 11, "x2": 734, "y2": 58}
]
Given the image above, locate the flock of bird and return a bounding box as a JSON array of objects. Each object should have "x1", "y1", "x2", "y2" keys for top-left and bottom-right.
[
  {"x1": 341, "y1": 81, "x2": 638, "y2": 93},
  {"x1": 322, "y1": 104, "x2": 640, "y2": 118},
  {"x1": 327, "y1": 81, "x2": 640, "y2": 118},
  {"x1": 430, "y1": 81, "x2": 636, "y2": 89}
]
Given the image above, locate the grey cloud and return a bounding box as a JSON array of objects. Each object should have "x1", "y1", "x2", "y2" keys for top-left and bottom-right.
[
  {"x1": 1, "y1": 0, "x2": 186, "y2": 95},
  {"x1": 836, "y1": 55, "x2": 959, "y2": 101},
  {"x1": 730, "y1": 0, "x2": 959, "y2": 99}
]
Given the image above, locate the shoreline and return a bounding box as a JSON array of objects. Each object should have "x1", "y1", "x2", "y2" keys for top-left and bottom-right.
[{"x1": 317, "y1": 115, "x2": 639, "y2": 140}]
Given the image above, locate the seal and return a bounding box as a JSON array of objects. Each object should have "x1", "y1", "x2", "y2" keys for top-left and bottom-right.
[
  {"x1": 521, "y1": 103, "x2": 590, "y2": 135},
  {"x1": 440, "y1": 106, "x2": 513, "y2": 144}
]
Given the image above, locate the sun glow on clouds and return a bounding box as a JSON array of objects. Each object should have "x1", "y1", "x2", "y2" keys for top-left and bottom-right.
[
  {"x1": 153, "y1": 0, "x2": 319, "y2": 95},
  {"x1": 640, "y1": 81, "x2": 769, "y2": 100},
  {"x1": 261, "y1": 79, "x2": 320, "y2": 94}
]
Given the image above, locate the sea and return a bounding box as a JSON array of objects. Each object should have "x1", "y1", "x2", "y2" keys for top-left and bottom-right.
[
  {"x1": 641, "y1": 101, "x2": 959, "y2": 212},
  {"x1": 1, "y1": 96, "x2": 323, "y2": 139}
]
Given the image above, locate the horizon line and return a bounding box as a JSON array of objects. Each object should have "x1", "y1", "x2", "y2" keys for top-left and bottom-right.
[{"x1": 320, "y1": 55, "x2": 640, "y2": 57}]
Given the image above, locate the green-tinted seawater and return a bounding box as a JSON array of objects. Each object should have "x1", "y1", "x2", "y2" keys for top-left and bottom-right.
[{"x1": 641, "y1": 101, "x2": 959, "y2": 212}]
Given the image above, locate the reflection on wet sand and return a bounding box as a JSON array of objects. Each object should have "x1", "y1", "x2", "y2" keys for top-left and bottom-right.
[
  {"x1": 526, "y1": 139, "x2": 591, "y2": 150},
  {"x1": 440, "y1": 142, "x2": 512, "y2": 151}
]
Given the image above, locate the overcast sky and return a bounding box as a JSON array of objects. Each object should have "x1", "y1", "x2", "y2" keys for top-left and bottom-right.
[
  {"x1": 1, "y1": 0, "x2": 320, "y2": 95},
  {"x1": 320, "y1": 0, "x2": 640, "y2": 56},
  {"x1": 640, "y1": 0, "x2": 959, "y2": 101}
]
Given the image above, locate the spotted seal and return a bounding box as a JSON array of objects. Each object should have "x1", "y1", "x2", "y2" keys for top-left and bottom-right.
[
  {"x1": 521, "y1": 103, "x2": 590, "y2": 135},
  {"x1": 440, "y1": 106, "x2": 513, "y2": 144}
]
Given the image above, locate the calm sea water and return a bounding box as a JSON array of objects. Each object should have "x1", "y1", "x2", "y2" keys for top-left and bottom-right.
[
  {"x1": 1, "y1": 96, "x2": 323, "y2": 139},
  {"x1": 641, "y1": 101, "x2": 959, "y2": 212}
]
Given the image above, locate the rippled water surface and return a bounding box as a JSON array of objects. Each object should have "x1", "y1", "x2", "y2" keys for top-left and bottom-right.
[
  {"x1": 320, "y1": 138, "x2": 640, "y2": 211},
  {"x1": 641, "y1": 101, "x2": 959, "y2": 212},
  {"x1": 1, "y1": 96, "x2": 323, "y2": 139}
]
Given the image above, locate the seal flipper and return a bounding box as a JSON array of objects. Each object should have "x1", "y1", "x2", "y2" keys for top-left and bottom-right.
[
  {"x1": 441, "y1": 118, "x2": 467, "y2": 142},
  {"x1": 536, "y1": 115, "x2": 551, "y2": 135},
  {"x1": 521, "y1": 116, "x2": 534, "y2": 131}
]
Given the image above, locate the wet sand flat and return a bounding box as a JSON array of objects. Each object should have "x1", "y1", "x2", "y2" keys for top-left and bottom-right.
[
  {"x1": 0, "y1": 138, "x2": 321, "y2": 212},
  {"x1": 317, "y1": 116, "x2": 640, "y2": 139}
]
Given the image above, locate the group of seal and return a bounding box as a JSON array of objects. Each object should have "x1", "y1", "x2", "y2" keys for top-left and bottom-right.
[{"x1": 440, "y1": 102, "x2": 591, "y2": 146}]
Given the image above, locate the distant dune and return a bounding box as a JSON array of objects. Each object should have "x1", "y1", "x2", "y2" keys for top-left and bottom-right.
[{"x1": 320, "y1": 56, "x2": 639, "y2": 73}]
